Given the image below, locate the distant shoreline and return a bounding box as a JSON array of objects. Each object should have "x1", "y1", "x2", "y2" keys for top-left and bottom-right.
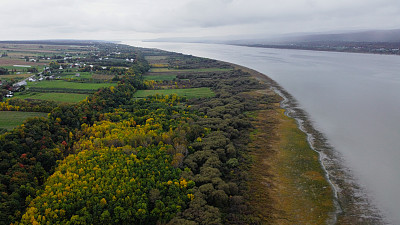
[
  {"x1": 231, "y1": 43, "x2": 400, "y2": 56},
  {"x1": 142, "y1": 40, "x2": 400, "y2": 56}
]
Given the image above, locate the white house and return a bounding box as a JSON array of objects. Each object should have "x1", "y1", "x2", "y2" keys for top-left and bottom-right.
[{"x1": 14, "y1": 80, "x2": 27, "y2": 87}]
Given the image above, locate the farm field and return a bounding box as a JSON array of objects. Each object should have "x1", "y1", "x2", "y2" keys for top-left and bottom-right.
[
  {"x1": 26, "y1": 80, "x2": 116, "y2": 90},
  {"x1": 0, "y1": 73, "x2": 32, "y2": 79},
  {"x1": 63, "y1": 72, "x2": 93, "y2": 79},
  {"x1": 133, "y1": 87, "x2": 215, "y2": 99},
  {"x1": 0, "y1": 111, "x2": 48, "y2": 130},
  {"x1": 0, "y1": 58, "x2": 46, "y2": 66},
  {"x1": 13, "y1": 92, "x2": 88, "y2": 103},
  {"x1": 92, "y1": 74, "x2": 118, "y2": 80},
  {"x1": 143, "y1": 74, "x2": 176, "y2": 81}
]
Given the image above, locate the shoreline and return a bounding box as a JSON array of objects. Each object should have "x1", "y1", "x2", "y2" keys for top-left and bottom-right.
[
  {"x1": 230, "y1": 44, "x2": 400, "y2": 57},
  {"x1": 229, "y1": 63, "x2": 386, "y2": 224}
]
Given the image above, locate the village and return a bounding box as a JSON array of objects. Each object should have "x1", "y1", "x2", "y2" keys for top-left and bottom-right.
[{"x1": 0, "y1": 44, "x2": 135, "y2": 101}]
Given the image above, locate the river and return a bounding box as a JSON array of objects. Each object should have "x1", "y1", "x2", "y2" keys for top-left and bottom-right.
[{"x1": 124, "y1": 41, "x2": 400, "y2": 224}]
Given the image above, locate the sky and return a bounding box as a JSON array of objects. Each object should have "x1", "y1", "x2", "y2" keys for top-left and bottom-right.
[{"x1": 1, "y1": 0, "x2": 400, "y2": 41}]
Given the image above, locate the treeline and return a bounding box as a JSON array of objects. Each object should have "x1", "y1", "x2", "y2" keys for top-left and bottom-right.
[
  {"x1": 0, "y1": 99, "x2": 60, "y2": 113},
  {"x1": 0, "y1": 68, "x2": 9, "y2": 75},
  {"x1": 168, "y1": 68, "x2": 273, "y2": 224},
  {"x1": 167, "y1": 54, "x2": 232, "y2": 69}
]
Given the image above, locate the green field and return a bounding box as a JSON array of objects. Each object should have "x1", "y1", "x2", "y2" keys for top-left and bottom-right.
[
  {"x1": 13, "y1": 92, "x2": 88, "y2": 103},
  {"x1": 27, "y1": 80, "x2": 116, "y2": 90},
  {"x1": 143, "y1": 74, "x2": 177, "y2": 81},
  {"x1": 133, "y1": 88, "x2": 215, "y2": 99},
  {"x1": 0, "y1": 65, "x2": 45, "y2": 71},
  {"x1": 0, "y1": 65, "x2": 30, "y2": 70},
  {"x1": 63, "y1": 72, "x2": 93, "y2": 79},
  {"x1": 0, "y1": 111, "x2": 48, "y2": 130}
]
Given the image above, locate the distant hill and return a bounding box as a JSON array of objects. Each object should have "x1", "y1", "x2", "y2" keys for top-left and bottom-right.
[
  {"x1": 227, "y1": 29, "x2": 400, "y2": 45},
  {"x1": 145, "y1": 29, "x2": 400, "y2": 45},
  {"x1": 291, "y1": 29, "x2": 400, "y2": 42}
]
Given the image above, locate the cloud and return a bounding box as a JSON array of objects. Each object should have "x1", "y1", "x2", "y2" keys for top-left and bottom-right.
[{"x1": 0, "y1": 0, "x2": 399, "y2": 40}]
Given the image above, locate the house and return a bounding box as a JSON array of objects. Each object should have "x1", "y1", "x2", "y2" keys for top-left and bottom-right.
[
  {"x1": 14, "y1": 81, "x2": 27, "y2": 86},
  {"x1": 5, "y1": 90, "x2": 13, "y2": 98},
  {"x1": 75, "y1": 73, "x2": 80, "y2": 77},
  {"x1": 59, "y1": 66, "x2": 63, "y2": 70},
  {"x1": 28, "y1": 77, "x2": 36, "y2": 82}
]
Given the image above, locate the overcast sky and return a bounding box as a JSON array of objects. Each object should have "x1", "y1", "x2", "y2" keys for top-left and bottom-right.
[{"x1": 1, "y1": 0, "x2": 399, "y2": 41}]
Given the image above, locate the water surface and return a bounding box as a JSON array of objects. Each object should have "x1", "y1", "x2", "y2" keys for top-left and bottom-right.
[{"x1": 125, "y1": 41, "x2": 400, "y2": 224}]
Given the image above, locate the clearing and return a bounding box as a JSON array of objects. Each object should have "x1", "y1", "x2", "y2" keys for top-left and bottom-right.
[
  {"x1": 13, "y1": 92, "x2": 88, "y2": 103},
  {"x1": 133, "y1": 87, "x2": 214, "y2": 99},
  {"x1": 26, "y1": 80, "x2": 116, "y2": 90},
  {"x1": 0, "y1": 111, "x2": 48, "y2": 130},
  {"x1": 143, "y1": 74, "x2": 177, "y2": 81}
]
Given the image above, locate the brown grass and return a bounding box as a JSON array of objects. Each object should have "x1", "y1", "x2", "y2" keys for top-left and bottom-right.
[
  {"x1": 246, "y1": 97, "x2": 335, "y2": 224},
  {"x1": 0, "y1": 58, "x2": 46, "y2": 66},
  {"x1": 237, "y1": 63, "x2": 336, "y2": 224},
  {"x1": 0, "y1": 73, "x2": 31, "y2": 79}
]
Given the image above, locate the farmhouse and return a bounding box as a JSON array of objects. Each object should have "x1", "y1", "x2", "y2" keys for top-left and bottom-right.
[
  {"x1": 14, "y1": 80, "x2": 27, "y2": 87},
  {"x1": 6, "y1": 91, "x2": 13, "y2": 98}
]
